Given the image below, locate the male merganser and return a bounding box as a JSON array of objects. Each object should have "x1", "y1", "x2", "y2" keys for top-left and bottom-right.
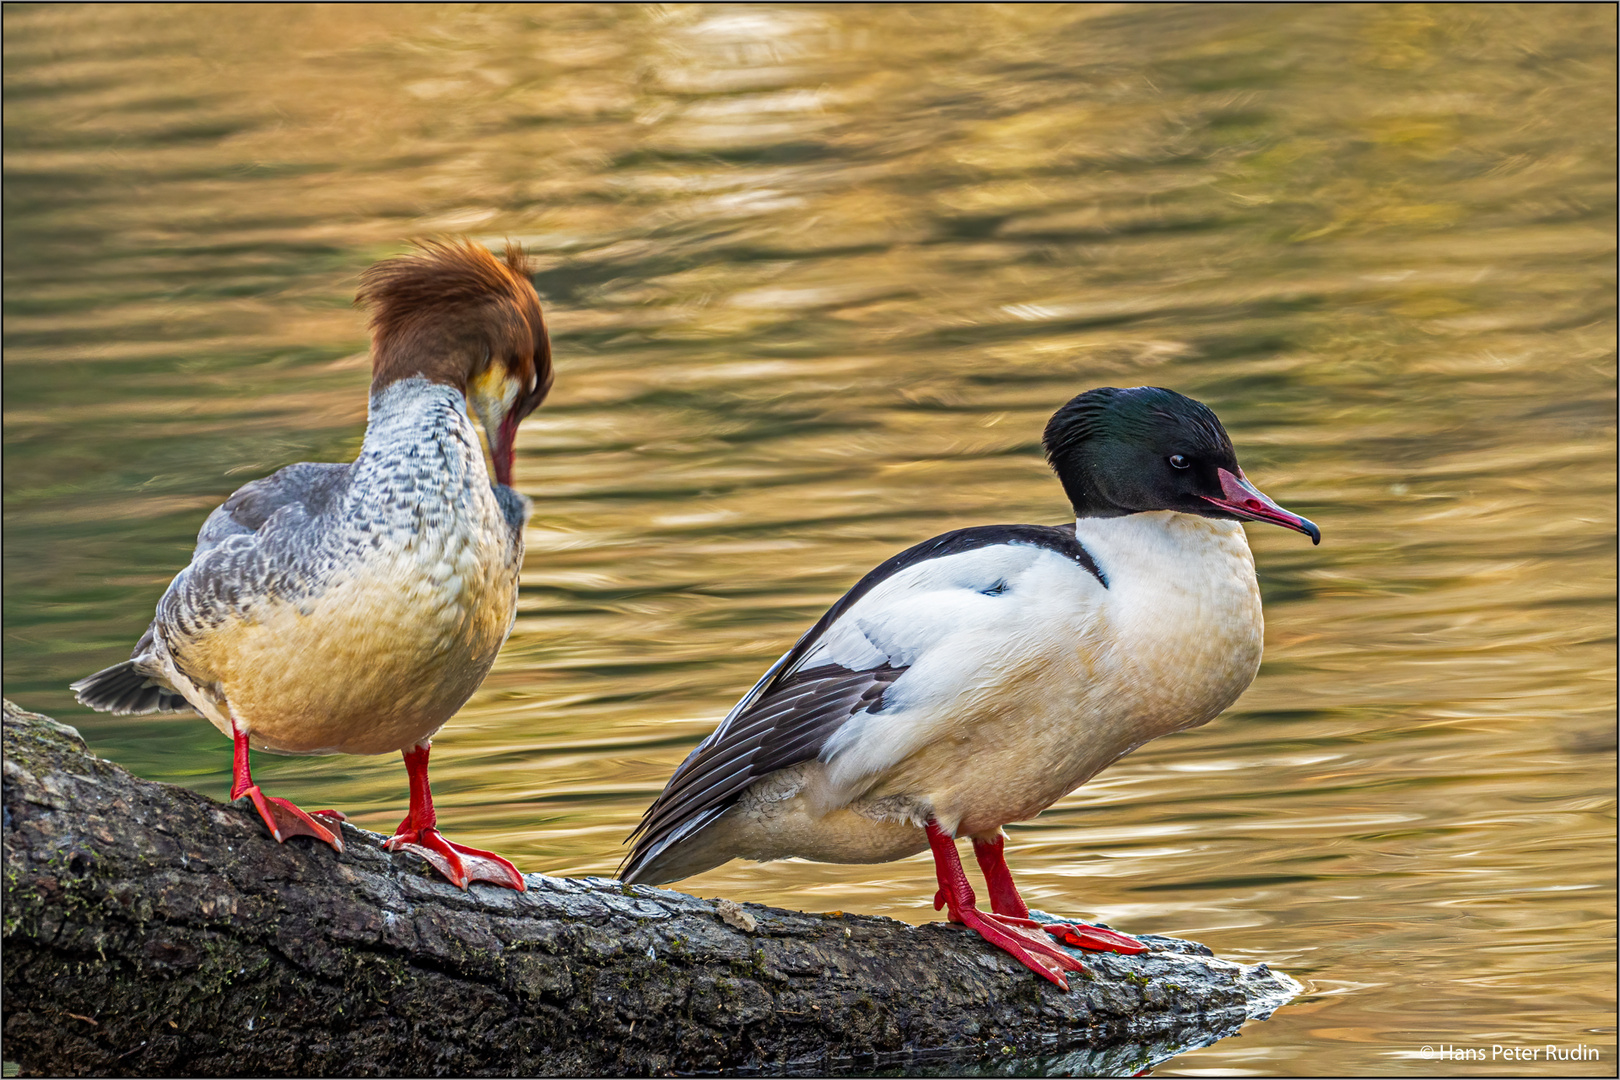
[
  {"x1": 622, "y1": 386, "x2": 1319, "y2": 987},
  {"x1": 72, "y1": 239, "x2": 551, "y2": 892}
]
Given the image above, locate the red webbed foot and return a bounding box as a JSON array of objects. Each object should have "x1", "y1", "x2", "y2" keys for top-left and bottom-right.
[
  {"x1": 385, "y1": 743, "x2": 526, "y2": 891},
  {"x1": 385, "y1": 826, "x2": 526, "y2": 892},
  {"x1": 229, "y1": 729, "x2": 342, "y2": 852},
  {"x1": 934, "y1": 884, "x2": 1086, "y2": 987},
  {"x1": 993, "y1": 914, "x2": 1147, "y2": 955},
  {"x1": 929, "y1": 820, "x2": 1086, "y2": 990},
  {"x1": 955, "y1": 905, "x2": 1089, "y2": 988},
  {"x1": 965, "y1": 832, "x2": 1146, "y2": 956},
  {"x1": 236, "y1": 786, "x2": 344, "y2": 853}
]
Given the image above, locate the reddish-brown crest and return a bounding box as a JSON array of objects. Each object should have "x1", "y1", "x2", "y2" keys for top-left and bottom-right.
[{"x1": 356, "y1": 239, "x2": 553, "y2": 419}]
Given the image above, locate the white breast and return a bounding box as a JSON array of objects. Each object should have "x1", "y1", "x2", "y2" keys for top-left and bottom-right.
[
  {"x1": 821, "y1": 513, "x2": 1263, "y2": 837},
  {"x1": 1074, "y1": 511, "x2": 1263, "y2": 749}
]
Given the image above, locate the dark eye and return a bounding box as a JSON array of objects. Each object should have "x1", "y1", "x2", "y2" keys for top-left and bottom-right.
[{"x1": 1169, "y1": 454, "x2": 1190, "y2": 469}]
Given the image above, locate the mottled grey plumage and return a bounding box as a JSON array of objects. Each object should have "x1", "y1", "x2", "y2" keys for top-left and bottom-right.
[
  {"x1": 74, "y1": 377, "x2": 531, "y2": 756},
  {"x1": 71, "y1": 238, "x2": 551, "y2": 890}
]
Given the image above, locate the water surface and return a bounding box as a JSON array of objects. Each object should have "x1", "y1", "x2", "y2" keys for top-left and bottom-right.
[{"x1": 4, "y1": 5, "x2": 1615, "y2": 1074}]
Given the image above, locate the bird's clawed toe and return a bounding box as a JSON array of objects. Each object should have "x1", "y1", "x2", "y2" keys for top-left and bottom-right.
[
  {"x1": 236, "y1": 786, "x2": 344, "y2": 853},
  {"x1": 990, "y1": 913, "x2": 1147, "y2": 955},
  {"x1": 385, "y1": 826, "x2": 525, "y2": 891},
  {"x1": 1043, "y1": 919, "x2": 1146, "y2": 955},
  {"x1": 952, "y1": 905, "x2": 1087, "y2": 988}
]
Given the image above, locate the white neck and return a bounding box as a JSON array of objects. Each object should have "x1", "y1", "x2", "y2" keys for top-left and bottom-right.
[
  {"x1": 1075, "y1": 510, "x2": 1264, "y2": 732},
  {"x1": 1074, "y1": 511, "x2": 1252, "y2": 587}
]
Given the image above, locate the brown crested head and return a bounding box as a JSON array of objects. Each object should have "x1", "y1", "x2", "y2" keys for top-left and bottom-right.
[{"x1": 356, "y1": 239, "x2": 553, "y2": 486}]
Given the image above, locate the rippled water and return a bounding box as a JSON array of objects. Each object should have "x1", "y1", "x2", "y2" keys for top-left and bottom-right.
[{"x1": 4, "y1": 5, "x2": 1615, "y2": 1074}]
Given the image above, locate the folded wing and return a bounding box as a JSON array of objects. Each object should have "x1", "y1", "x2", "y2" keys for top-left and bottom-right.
[{"x1": 621, "y1": 523, "x2": 1106, "y2": 882}]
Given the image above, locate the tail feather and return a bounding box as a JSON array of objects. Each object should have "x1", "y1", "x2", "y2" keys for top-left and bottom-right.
[
  {"x1": 70, "y1": 661, "x2": 196, "y2": 716},
  {"x1": 620, "y1": 804, "x2": 733, "y2": 885}
]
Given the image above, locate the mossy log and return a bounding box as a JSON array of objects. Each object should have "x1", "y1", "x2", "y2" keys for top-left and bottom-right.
[{"x1": 2, "y1": 699, "x2": 1298, "y2": 1076}]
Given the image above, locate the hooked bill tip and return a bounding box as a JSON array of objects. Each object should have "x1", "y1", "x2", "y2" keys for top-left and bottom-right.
[{"x1": 1206, "y1": 468, "x2": 1320, "y2": 544}]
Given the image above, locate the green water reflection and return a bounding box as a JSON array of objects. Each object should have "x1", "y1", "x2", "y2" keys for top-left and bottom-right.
[{"x1": 4, "y1": 5, "x2": 1614, "y2": 1075}]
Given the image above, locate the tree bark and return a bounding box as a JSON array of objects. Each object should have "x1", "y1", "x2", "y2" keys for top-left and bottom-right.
[{"x1": 1, "y1": 699, "x2": 1298, "y2": 1076}]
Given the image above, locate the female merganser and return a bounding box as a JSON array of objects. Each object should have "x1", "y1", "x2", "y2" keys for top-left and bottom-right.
[
  {"x1": 622, "y1": 386, "x2": 1320, "y2": 987},
  {"x1": 72, "y1": 239, "x2": 551, "y2": 892}
]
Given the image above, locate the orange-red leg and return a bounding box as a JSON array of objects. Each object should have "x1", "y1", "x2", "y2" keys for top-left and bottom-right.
[
  {"x1": 382, "y1": 742, "x2": 525, "y2": 892},
  {"x1": 926, "y1": 819, "x2": 1085, "y2": 989},
  {"x1": 971, "y1": 833, "x2": 1031, "y2": 917},
  {"x1": 970, "y1": 833, "x2": 1145, "y2": 955},
  {"x1": 230, "y1": 729, "x2": 342, "y2": 852}
]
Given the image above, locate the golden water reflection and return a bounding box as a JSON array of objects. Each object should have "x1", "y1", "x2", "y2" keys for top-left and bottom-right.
[{"x1": 4, "y1": 5, "x2": 1614, "y2": 1075}]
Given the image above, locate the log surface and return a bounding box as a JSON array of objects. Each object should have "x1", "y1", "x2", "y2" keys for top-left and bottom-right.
[{"x1": 1, "y1": 699, "x2": 1298, "y2": 1076}]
